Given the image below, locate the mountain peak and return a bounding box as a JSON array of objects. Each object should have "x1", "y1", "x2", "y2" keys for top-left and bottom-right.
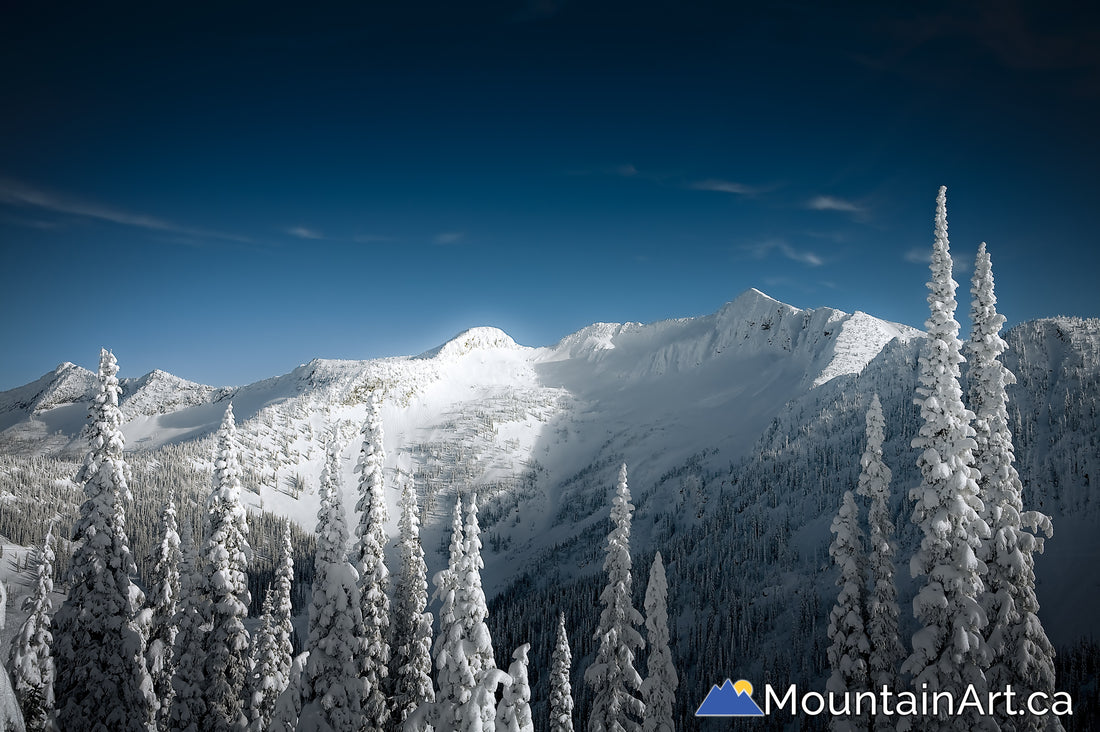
[{"x1": 419, "y1": 326, "x2": 522, "y2": 360}]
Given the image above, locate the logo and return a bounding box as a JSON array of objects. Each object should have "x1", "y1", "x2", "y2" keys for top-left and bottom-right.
[{"x1": 696, "y1": 679, "x2": 765, "y2": 717}]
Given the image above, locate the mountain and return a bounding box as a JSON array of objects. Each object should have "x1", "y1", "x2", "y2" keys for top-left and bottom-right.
[{"x1": 0, "y1": 289, "x2": 1096, "y2": 730}]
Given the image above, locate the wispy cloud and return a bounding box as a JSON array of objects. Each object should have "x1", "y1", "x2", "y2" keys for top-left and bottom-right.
[
  {"x1": 0, "y1": 177, "x2": 250, "y2": 242},
  {"x1": 745, "y1": 239, "x2": 825, "y2": 267},
  {"x1": 287, "y1": 226, "x2": 324, "y2": 240},
  {"x1": 434, "y1": 232, "x2": 464, "y2": 245},
  {"x1": 807, "y1": 195, "x2": 865, "y2": 214},
  {"x1": 689, "y1": 179, "x2": 760, "y2": 196},
  {"x1": 903, "y1": 246, "x2": 971, "y2": 273}
]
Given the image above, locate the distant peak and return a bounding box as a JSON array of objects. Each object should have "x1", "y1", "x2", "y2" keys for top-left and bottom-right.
[{"x1": 420, "y1": 326, "x2": 522, "y2": 360}]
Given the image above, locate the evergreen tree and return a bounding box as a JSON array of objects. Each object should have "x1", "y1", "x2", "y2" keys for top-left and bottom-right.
[
  {"x1": 354, "y1": 395, "x2": 392, "y2": 731},
  {"x1": 549, "y1": 613, "x2": 575, "y2": 732},
  {"x1": 585, "y1": 463, "x2": 645, "y2": 732},
  {"x1": 248, "y1": 590, "x2": 280, "y2": 732},
  {"x1": 271, "y1": 520, "x2": 296, "y2": 711},
  {"x1": 497, "y1": 644, "x2": 534, "y2": 732},
  {"x1": 425, "y1": 497, "x2": 475, "y2": 732},
  {"x1": 0, "y1": 581, "x2": 27, "y2": 732},
  {"x1": 967, "y1": 242, "x2": 1061, "y2": 732},
  {"x1": 826, "y1": 491, "x2": 869, "y2": 732},
  {"x1": 299, "y1": 437, "x2": 366, "y2": 731},
  {"x1": 52, "y1": 349, "x2": 155, "y2": 732},
  {"x1": 169, "y1": 524, "x2": 209, "y2": 732},
  {"x1": 640, "y1": 552, "x2": 676, "y2": 732},
  {"x1": 7, "y1": 526, "x2": 55, "y2": 732},
  {"x1": 391, "y1": 483, "x2": 435, "y2": 730},
  {"x1": 269, "y1": 652, "x2": 309, "y2": 732},
  {"x1": 147, "y1": 489, "x2": 181, "y2": 730},
  {"x1": 459, "y1": 492, "x2": 500, "y2": 730},
  {"x1": 855, "y1": 394, "x2": 903, "y2": 702},
  {"x1": 900, "y1": 187, "x2": 993, "y2": 731},
  {"x1": 203, "y1": 404, "x2": 253, "y2": 732}
]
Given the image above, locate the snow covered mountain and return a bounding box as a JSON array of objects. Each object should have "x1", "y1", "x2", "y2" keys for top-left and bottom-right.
[{"x1": 1, "y1": 288, "x2": 1097, "y2": 728}]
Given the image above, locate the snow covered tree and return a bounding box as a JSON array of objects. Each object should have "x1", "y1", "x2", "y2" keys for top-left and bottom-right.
[
  {"x1": 497, "y1": 644, "x2": 534, "y2": 732},
  {"x1": 855, "y1": 394, "x2": 903, "y2": 701},
  {"x1": 585, "y1": 463, "x2": 645, "y2": 732},
  {"x1": 826, "y1": 491, "x2": 869, "y2": 732},
  {"x1": 353, "y1": 395, "x2": 392, "y2": 730},
  {"x1": 0, "y1": 581, "x2": 27, "y2": 732},
  {"x1": 640, "y1": 552, "x2": 676, "y2": 732},
  {"x1": 52, "y1": 349, "x2": 155, "y2": 732},
  {"x1": 900, "y1": 187, "x2": 993, "y2": 731},
  {"x1": 299, "y1": 436, "x2": 366, "y2": 731},
  {"x1": 549, "y1": 613, "x2": 575, "y2": 732},
  {"x1": 7, "y1": 526, "x2": 55, "y2": 732},
  {"x1": 424, "y1": 497, "x2": 474, "y2": 731},
  {"x1": 203, "y1": 403, "x2": 253, "y2": 732},
  {"x1": 269, "y1": 652, "x2": 309, "y2": 732},
  {"x1": 967, "y1": 242, "x2": 1060, "y2": 732},
  {"x1": 248, "y1": 590, "x2": 280, "y2": 732},
  {"x1": 271, "y1": 520, "x2": 296, "y2": 712},
  {"x1": 147, "y1": 489, "x2": 181, "y2": 730},
  {"x1": 169, "y1": 524, "x2": 209, "y2": 732},
  {"x1": 458, "y1": 492, "x2": 500, "y2": 730},
  {"x1": 391, "y1": 483, "x2": 435, "y2": 730}
]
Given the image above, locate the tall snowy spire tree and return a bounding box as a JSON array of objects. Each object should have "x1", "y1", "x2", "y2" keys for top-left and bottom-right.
[
  {"x1": 585, "y1": 463, "x2": 645, "y2": 732},
  {"x1": 391, "y1": 483, "x2": 435, "y2": 730},
  {"x1": 459, "y1": 492, "x2": 501, "y2": 730},
  {"x1": 202, "y1": 403, "x2": 253, "y2": 732},
  {"x1": 169, "y1": 524, "x2": 208, "y2": 732},
  {"x1": 271, "y1": 519, "x2": 296, "y2": 714},
  {"x1": 354, "y1": 394, "x2": 392, "y2": 731},
  {"x1": 855, "y1": 394, "x2": 903, "y2": 702},
  {"x1": 967, "y1": 242, "x2": 1060, "y2": 732},
  {"x1": 147, "y1": 488, "x2": 182, "y2": 730},
  {"x1": 247, "y1": 589, "x2": 280, "y2": 732},
  {"x1": 52, "y1": 349, "x2": 155, "y2": 732},
  {"x1": 299, "y1": 435, "x2": 366, "y2": 731},
  {"x1": 550, "y1": 613, "x2": 575, "y2": 732},
  {"x1": 497, "y1": 644, "x2": 534, "y2": 732},
  {"x1": 8, "y1": 525, "x2": 55, "y2": 732},
  {"x1": 826, "y1": 491, "x2": 869, "y2": 732},
  {"x1": 900, "y1": 187, "x2": 993, "y2": 731},
  {"x1": 641, "y1": 552, "x2": 676, "y2": 732}
]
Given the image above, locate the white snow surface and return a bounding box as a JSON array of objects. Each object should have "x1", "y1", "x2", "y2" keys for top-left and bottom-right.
[{"x1": 0, "y1": 290, "x2": 921, "y2": 594}]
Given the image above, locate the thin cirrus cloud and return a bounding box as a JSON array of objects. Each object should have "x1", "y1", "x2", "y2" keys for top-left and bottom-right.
[
  {"x1": 286, "y1": 226, "x2": 324, "y2": 240},
  {"x1": 0, "y1": 177, "x2": 251, "y2": 242},
  {"x1": 689, "y1": 179, "x2": 761, "y2": 196},
  {"x1": 745, "y1": 239, "x2": 825, "y2": 267},
  {"x1": 807, "y1": 195, "x2": 865, "y2": 214},
  {"x1": 434, "y1": 231, "x2": 464, "y2": 245}
]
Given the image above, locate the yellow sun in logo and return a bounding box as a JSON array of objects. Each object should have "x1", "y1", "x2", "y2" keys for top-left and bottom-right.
[{"x1": 733, "y1": 680, "x2": 753, "y2": 697}]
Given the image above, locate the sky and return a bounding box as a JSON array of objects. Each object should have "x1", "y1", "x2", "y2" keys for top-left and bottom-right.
[{"x1": 2, "y1": 1, "x2": 1098, "y2": 389}]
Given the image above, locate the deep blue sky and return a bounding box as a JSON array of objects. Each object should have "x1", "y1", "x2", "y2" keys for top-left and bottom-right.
[{"x1": 2, "y1": 1, "x2": 1098, "y2": 389}]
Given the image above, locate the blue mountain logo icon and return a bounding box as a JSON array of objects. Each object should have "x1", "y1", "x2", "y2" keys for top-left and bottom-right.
[{"x1": 696, "y1": 679, "x2": 766, "y2": 716}]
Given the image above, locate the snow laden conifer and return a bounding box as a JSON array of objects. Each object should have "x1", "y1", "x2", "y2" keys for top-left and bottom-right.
[
  {"x1": 271, "y1": 520, "x2": 296, "y2": 712},
  {"x1": 901, "y1": 187, "x2": 992, "y2": 731},
  {"x1": 641, "y1": 552, "x2": 676, "y2": 732},
  {"x1": 203, "y1": 403, "x2": 253, "y2": 732},
  {"x1": 585, "y1": 463, "x2": 645, "y2": 732},
  {"x1": 353, "y1": 394, "x2": 392, "y2": 730},
  {"x1": 269, "y1": 652, "x2": 309, "y2": 732},
  {"x1": 826, "y1": 491, "x2": 869, "y2": 732},
  {"x1": 7, "y1": 525, "x2": 55, "y2": 732},
  {"x1": 0, "y1": 581, "x2": 27, "y2": 732},
  {"x1": 299, "y1": 436, "x2": 366, "y2": 731},
  {"x1": 967, "y1": 242, "x2": 1060, "y2": 732},
  {"x1": 147, "y1": 489, "x2": 182, "y2": 730},
  {"x1": 855, "y1": 394, "x2": 903, "y2": 700},
  {"x1": 549, "y1": 613, "x2": 575, "y2": 732},
  {"x1": 391, "y1": 483, "x2": 435, "y2": 729},
  {"x1": 497, "y1": 644, "x2": 534, "y2": 732},
  {"x1": 423, "y1": 497, "x2": 475, "y2": 731},
  {"x1": 169, "y1": 524, "x2": 208, "y2": 732},
  {"x1": 52, "y1": 349, "x2": 155, "y2": 732},
  {"x1": 248, "y1": 589, "x2": 280, "y2": 732}
]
